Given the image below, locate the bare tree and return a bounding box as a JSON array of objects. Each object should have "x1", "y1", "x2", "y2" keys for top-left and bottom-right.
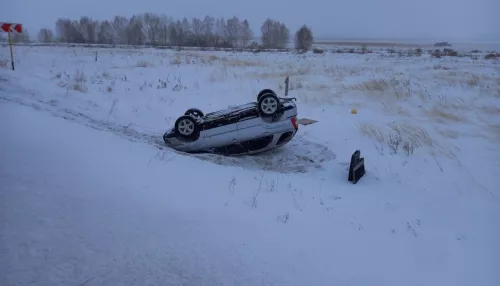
[
  {"x1": 226, "y1": 16, "x2": 240, "y2": 47},
  {"x1": 98, "y1": 21, "x2": 114, "y2": 44},
  {"x1": 112, "y1": 15, "x2": 129, "y2": 44},
  {"x1": 55, "y1": 18, "x2": 80, "y2": 42},
  {"x1": 214, "y1": 17, "x2": 228, "y2": 47},
  {"x1": 191, "y1": 17, "x2": 203, "y2": 47},
  {"x1": 277, "y1": 22, "x2": 290, "y2": 49},
  {"x1": 158, "y1": 14, "x2": 171, "y2": 45},
  {"x1": 38, "y1": 28, "x2": 54, "y2": 43},
  {"x1": 240, "y1": 19, "x2": 253, "y2": 47},
  {"x1": 168, "y1": 20, "x2": 184, "y2": 47},
  {"x1": 143, "y1": 13, "x2": 161, "y2": 45},
  {"x1": 202, "y1": 15, "x2": 215, "y2": 46},
  {"x1": 78, "y1": 17, "x2": 98, "y2": 43},
  {"x1": 260, "y1": 19, "x2": 274, "y2": 48},
  {"x1": 127, "y1": 15, "x2": 145, "y2": 45},
  {"x1": 261, "y1": 19, "x2": 289, "y2": 49},
  {"x1": 294, "y1": 25, "x2": 313, "y2": 50},
  {"x1": 70, "y1": 19, "x2": 85, "y2": 43}
]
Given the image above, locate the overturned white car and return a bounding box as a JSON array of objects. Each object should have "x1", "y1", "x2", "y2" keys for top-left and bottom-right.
[{"x1": 163, "y1": 89, "x2": 299, "y2": 155}]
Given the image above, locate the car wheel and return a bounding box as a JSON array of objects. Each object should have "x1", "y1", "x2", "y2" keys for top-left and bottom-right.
[
  {"x1": 257, "y1": 89, "x2": 277, "y2": 101},
  {"x1": 258, "y1": 93, "x2": 280, "y2": 117},
  {"x1": 184, "y1": 108, "x2": 204, "y2": 118},
  {"x1": 174, "y1": 115, "x2": 199, "y2": 140}
]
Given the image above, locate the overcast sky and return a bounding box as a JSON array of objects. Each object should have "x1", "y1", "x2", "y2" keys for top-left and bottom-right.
[{"x1": 1, "y1": 0, "x2": 498, "y2": 40}]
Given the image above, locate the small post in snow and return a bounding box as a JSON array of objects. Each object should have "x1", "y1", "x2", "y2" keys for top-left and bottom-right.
[
  {"x1": 8, "y1": 31, "x2": 14, "y2": 70},
  {"x1": 95, "y1": 51, "x2": 98, "y2": 61},
  {"x1": 284, "y1": 76, "x2": 289, "y2": 96}
]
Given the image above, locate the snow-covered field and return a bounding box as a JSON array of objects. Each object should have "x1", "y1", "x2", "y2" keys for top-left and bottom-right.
[{"x1": 1, "y1": 46, "x2": 499, "y2": 286}]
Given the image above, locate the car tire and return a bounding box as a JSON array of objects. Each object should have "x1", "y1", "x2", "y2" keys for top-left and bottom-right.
[
  {"x1": 174, "y1": 115, "x2": 200, "y2": 141},
  {"x1": 257, "y1": 89, "x2": 277, "y2": 101},
  {"x1": 258, "y1": 93, "x2": 280, "y2": 117},
  {"x1": 184, "y1": 108, "x2": 204, "y2": 118}
]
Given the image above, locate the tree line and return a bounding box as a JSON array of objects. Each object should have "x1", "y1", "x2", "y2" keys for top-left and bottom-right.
[{"x1": 3, "y1": 13, "x2": 315, "y2": 50}]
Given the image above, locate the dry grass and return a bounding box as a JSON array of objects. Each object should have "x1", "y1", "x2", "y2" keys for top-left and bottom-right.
[
  {"x1": 358, "y1": 122, "x2": 432, "y2": 155},
  {"x1": 350, "y1": 79, "x2": 390, "y2": 91},
  {"x1": 438, "y1": 72, "x2": 489, "y2": 89},
  {"x1": 344, "y1": 78, "x2": 412, "y2": 99},
  {"x1": 306, "y1": 83, "x2": 330, "y2": 91},
  {"x1": 438, "y1": 129, "x2": 460, "y2": 139},
  {"x1": 323, "y1": 66, "x2": 343, "y2": 78},
  {"x1": 0, "y1": 59, "x2": 7, "y2": 68},
  {"x1": 56, "y1": 70, "x2": 88, "y2": 93},
  {"x1": 71, "y1": 70, "x2": 88, "y2": 92},
  {"x1": 101, "y1": 71, "x2": 112, "y2": 79},
  {"x1": 289, "y1": 65, "x2": 312, "y2": 76},
  {"x1": 433, "y1": 65, "x2": 451, "y2": 70},
  {"x1": 170, "y1": 56, "x2": 182, "y2": 65},
  {"x1": 359, "y1": 123, "x2": 386, "y2": 142},
  {"x1": 480, "y1": 105, "x2": 500, "y2": 115},
  {"x1": 315, "y1": 41, "x2": 420, "y2": 48},
  {"x1": 427, "y1": 107, "x2": 466, "y2": 123},
  {"x1": 251, "y1": 66, "x2": 311, "y2": 80},
  {"x1": 389, "y1": 123, "x2": 432, "y2": 147},
  {"x1": 465, "y1": 75, "x2": 481, "y2": 87},
  {"x1": 489, "y1": 124, "x2": 500, "y2": 142},
  {"x1": 135, "y1": 60, "x2": 155, "y2": 68},
  {"x1": 170, "y1": 53, "x2": 263, "y2": 67},
  {"x1": 198, "y1": 55, "x2": 218, "y2": 64},
  {"x1": 324, "y1": 66, "x2": 364, "y2": 77},
  {"x1": 222, "y1": 58, "x2": 263, "y2": 67}
]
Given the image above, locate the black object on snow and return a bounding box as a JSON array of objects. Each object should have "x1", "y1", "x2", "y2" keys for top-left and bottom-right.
[{"x1": 348, "y1": 150, "x2": 366, "y2": 184}]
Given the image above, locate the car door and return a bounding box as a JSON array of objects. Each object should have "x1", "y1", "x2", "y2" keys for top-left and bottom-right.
[
  {"x1": 236, "y1": 117, "x2": 262, "y2": 140},
  {"x1": 234, "y1": 103, "x2": 265, "y2": 141},
  {"x1": 201, "y1": 114, "x2": 240, "y2": 148}
]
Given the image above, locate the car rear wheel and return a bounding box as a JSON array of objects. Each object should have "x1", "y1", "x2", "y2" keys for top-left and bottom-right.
[
  {"x1": 258, "y1": 93, "x2": 280, "y2": 117},
  {"x1": 174, "y1": 115, "x2": 199, "y2": 140},
  {"x1": 257, "y1": 89, "x2": 277, "y2": 101},
  {"x1": 184, "y1": 108, "x2": 204, "y2": 118}
]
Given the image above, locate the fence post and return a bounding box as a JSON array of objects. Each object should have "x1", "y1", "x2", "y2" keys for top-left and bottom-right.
[{"x1": 284, "y1": 76, "x2": 289, "y2": 96}]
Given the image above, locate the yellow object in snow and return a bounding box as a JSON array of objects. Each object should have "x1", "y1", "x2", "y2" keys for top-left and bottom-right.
[{"x1": 351, "y1": 108, "x2": 358, "y2": 114}]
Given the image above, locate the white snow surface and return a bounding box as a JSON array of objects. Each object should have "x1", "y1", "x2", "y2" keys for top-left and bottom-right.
[{"x1": 1, "y1": 46, "x2": 500, "y2": 286}]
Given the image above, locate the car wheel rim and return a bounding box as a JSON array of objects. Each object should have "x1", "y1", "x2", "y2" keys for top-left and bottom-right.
[
  {"x1": 261, "y1": 98, "x2": 278, "y2": 114},
  {"x1": 178, "y1": 119, "x2": 194, "y2": 135}
]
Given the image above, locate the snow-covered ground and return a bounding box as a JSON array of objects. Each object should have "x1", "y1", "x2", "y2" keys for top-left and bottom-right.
[{"x1": 1, "y1": 46, "x2": 499, "y2": 286}]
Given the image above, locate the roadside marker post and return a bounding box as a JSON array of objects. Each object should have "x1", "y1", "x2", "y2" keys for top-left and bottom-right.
[
  {"x1": 1, "y1": 22, "x2": 23, "y2": 70},
  {"x1": 284, "y1": 76, "x2": 289, "y2": 96}
]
